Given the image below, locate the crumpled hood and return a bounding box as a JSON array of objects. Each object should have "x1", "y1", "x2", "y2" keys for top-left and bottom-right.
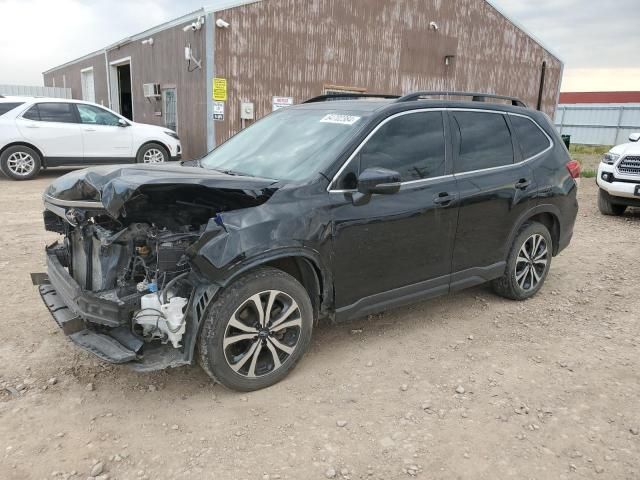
[{"x1": 44, "y1": 163, "x2": 279, "y2": 218}]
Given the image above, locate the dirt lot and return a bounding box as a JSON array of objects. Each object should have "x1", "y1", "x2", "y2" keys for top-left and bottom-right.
[{"x1": 1, "y1": 170, "x2": 639, "y2": 480}]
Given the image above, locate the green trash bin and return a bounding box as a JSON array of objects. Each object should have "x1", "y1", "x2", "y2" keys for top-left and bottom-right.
[{"x1": 561, "y1": 135, "x2": 571, "y2": 149}]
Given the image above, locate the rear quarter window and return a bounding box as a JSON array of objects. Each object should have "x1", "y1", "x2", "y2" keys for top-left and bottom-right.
[
  {"x1": 510, "y1": 115, "x2": 551, "y2": 159},
  {"x1": 0, "y1": 102, "x2": 24, "y2": 116}
]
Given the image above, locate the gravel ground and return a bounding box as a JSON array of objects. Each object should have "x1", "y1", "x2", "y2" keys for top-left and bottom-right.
[{"x1": 0, "y1": 170, "x2": 639, "y2": 480}]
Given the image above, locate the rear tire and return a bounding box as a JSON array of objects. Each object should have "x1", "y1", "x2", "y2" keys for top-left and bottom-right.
[
  {"x1": 598, "y1": 189, "x2": 627, "y2": 216},
  {"x1": 0, "y1": 145, "x2": 42, "y2": 180},
  {"x1": 136, "y1": 143, "x2": 168, "y2": 164},
  {"x1": 491, "y1": 222, "x2": 552, "y2": 301},
  {"x1": 198, "y1": 267, "x2": 313, "y2": 392}
]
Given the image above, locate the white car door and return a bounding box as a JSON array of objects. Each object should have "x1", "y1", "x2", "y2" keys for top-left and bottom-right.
[
  {"x1": 15, "y1": 102, "x2": 84, "y2": 162},
  {"x1": 76, "y1": 103, "x2": 133, "y2": 161}
]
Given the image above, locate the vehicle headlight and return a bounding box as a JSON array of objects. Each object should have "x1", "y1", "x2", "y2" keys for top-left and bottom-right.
[
  {"x1": 602, "y1": 153, "x2": 620, "y2": 165},
  {"x1": 164, "y1": 130, "x2": 180, "y2": 140}
]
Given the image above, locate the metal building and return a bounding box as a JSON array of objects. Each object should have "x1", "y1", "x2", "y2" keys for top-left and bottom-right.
[
  {"x1": 555, "y1": 92, "x2": 640, "y2": 146},
  {"x1": 43, "y1": 0, "x2": 563, "y2": 160}
]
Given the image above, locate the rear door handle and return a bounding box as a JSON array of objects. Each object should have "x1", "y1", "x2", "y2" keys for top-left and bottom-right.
[
  {"x1": 515, "y1": 179, "x2": 531, "y2": 190},
  {"x1": 24, "y1": 123, "x2": 39, "y2": 128},
  {"x1": 83, "y1": 128, "x2": 97, "y2": 132},
  {"x1": 433, "y1": 192, "x2": 456, "y2": 207}
]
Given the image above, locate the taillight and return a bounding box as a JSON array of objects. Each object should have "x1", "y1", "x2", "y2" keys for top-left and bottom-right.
[{"x1": 566, "y1": 160, "x2": 581, "y2": 179}]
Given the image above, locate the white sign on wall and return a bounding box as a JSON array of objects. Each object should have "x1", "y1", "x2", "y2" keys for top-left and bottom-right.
[
  {"x1": 213, "y1": 101, "x2": 225, "y2": 121},
  {"x1": 272, "y1": 96, "x2": 294, "y2": 111}
]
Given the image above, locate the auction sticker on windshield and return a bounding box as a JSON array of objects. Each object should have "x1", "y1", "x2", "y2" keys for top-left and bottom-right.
[{"x1": 320, "y1": 114, "x2": 361, "y2": 125}]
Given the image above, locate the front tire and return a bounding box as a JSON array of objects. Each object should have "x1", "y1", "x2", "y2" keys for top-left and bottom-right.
[
  {"x1": 0, "y1": 145, "x2": 42, "y2": 180},
  {"x1": 598, "y1": 189, "x2": 627, "y2": 216},
  {"x1": 136, "y1": 143, "x2": 168, "y2": 164},
  {"x1": 198, "y1": 267, "x2": 313, "y2": 392},
  {"x1": 492, "y1": 222, "x2": 552, "y2": 301}
]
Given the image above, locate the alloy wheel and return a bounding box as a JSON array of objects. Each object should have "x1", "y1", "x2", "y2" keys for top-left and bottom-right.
[
  {"x1": 6, "y1": 151, "x2": 35, "y2": 176},
  {"x1": 223, "y1": 290, "x2": 302, "y2": 378},
  {"x1": 514, "y1": 233, "x2": 548, "y2": 291},
  {"x1": 143, "y1": 148, "x2": 165, "y2": 163}
]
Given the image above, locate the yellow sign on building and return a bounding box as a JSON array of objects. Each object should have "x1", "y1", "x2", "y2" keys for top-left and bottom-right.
[{"x1": 213, "y1": 78, "x2": 227, "y2": 101}]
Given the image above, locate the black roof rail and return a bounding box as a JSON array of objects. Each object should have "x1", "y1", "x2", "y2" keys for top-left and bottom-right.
[
  {"x1": 303, "y1": 93, "x2": 400, "y2": 103},
  {"x1": 396, "y1": 91, "x2": 527, "y2": 108}
]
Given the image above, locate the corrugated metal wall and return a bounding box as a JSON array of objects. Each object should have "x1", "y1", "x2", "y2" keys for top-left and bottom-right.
[
  {"x1": 554, "y1": 105, "x2": 640, "y2": 146},
  {"x1": 43, "y1": 25, "x2": 207, "y2": 160},
  {"x1": 213, "y1": 0, "x2": 562, "y2": 145},
  {"x1": 0, "y1": 84, "x2": 72, "y2": 98}
]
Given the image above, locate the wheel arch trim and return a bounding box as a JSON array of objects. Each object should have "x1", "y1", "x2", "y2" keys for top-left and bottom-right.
[
  {"x1": 0, "y1": 141, "x2": 45, "y2": 166},
  {"x1": 506, "y1": 204, "x2": 562, "y2": 257},
  {"x1": 135, "y1": 141, "x2": 171, "y2": 161}
]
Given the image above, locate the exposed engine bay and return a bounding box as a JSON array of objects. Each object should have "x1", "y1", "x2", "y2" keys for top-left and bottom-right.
[
  {"x1": 36, "y1": 163, "x2": 278, "y2": 369},
  {"x1": 46, "y1": 211, "x2": 200, "y2": 351}
]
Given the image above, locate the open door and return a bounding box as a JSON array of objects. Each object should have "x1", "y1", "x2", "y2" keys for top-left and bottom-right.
[{"x1": 109, "y1": 57, "x2": 133, "y2": 120}]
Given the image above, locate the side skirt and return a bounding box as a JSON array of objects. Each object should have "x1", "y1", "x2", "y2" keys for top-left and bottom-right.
[
  {"x1": 449, "y1": 262, "x2": 506, "y2": 293},
  {"x1": 335, "y1": 275, "x2": 449, "y2": 323},
  {"x1": 333, "y1": 261, "x2": 506, "y2": 323},
  {"x1": 45, "y1": 157, "x2": 136, "y2": 167}
]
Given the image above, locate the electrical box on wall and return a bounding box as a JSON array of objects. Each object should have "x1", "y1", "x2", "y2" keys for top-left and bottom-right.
[
  {"x1": 143, "y1": 83, "x2": 161, "y2": 98},
  {"x1": 240, "y1": 102, "x2": 254, "y2": 120}
]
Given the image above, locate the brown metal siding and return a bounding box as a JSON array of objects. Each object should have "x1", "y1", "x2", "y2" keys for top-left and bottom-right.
[
  {"x1": 104, "y1": 25, "x2": 207, "y2": 159},
  {"x1": 43, "y1": 54, "x2": 109, "y2": 107},
  {"x1": 43, "y1": 25, "x2": 207, "y2": 160},
  {"x1": 213, "y1": 0, "x2": 562, "y2": 144}
]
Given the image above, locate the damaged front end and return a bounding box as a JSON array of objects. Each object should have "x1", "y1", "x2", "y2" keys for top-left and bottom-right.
[{"x1": 36, "y1": 164, "x2": 277, "y2": 370}]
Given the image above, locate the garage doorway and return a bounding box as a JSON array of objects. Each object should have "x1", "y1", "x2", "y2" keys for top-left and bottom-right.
[{"x1": 109, "y1": 57, "x2": 133, "y2": 120}]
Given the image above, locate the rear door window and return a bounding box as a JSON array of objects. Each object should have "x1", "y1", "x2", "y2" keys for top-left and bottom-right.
[
  {"x1": 452, "y1": 111, "x2": 514, "y2": 173},
  {"x1": 358, "y1": 111, "x2": 446, "y2": 182},
  {"x1": 26, "y1": 103, "x2": 77, "y2": 123},
  {"x1": 0, "y1": 103, "x2": 24, "y2": 116},
  {"x1": 510, "y1": 115, "x2": 551, "y2": 159}
]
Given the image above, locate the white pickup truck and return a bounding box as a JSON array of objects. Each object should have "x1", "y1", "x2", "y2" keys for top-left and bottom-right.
[{"x1": 597, "y1": 133, "x2": 640, "y2": 215}]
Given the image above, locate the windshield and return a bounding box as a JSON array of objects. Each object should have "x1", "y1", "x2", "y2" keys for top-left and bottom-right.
[{"x1": 200, "y1": 108, "x2": 367, "y2": 181}]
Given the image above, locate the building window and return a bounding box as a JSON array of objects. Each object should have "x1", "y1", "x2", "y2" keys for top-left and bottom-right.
[{"x1": 163, "y1": 88, "x2": 178, "y2": 132}]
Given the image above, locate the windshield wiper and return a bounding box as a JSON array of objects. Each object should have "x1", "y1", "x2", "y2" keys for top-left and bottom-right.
[
  {"x1": 180, "y1": 159, "x2": 202, "y2": 168},
  {"x1": 212, "y1": 168, "x2": 248, "y2": 177}
]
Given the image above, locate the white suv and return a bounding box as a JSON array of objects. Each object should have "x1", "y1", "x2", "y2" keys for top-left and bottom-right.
[
  {"x1": 0, "y1": 96, "x2": 181, "y2": 180},
  {"x1": 597, "y1": 133, "x2": 640, "y2": 215}
]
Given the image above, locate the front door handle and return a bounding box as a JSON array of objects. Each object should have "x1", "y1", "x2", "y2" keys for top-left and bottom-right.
[
  {"x1": 515, "y1": 179, "x2": 531, "y2": 190},
  {"x1": 83, "y1": 128, "x2": 97, "y2": 132},
  {"x1": 433, "y1": 192, "x2": 456, "y2": 207}
]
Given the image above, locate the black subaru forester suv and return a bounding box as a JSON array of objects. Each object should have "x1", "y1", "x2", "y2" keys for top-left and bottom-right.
[{"x1": 37, "y1": 92, "x2": 579, "y2": 391}]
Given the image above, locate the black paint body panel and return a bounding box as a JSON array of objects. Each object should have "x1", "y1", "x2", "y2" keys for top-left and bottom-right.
[{"x1": 43, "y1": 100, "x2": 579, "y2": 331}]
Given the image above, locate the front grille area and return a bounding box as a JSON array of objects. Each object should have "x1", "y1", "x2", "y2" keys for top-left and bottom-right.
[{"x1": 618, "y1": 156, "x2": 640, "y2": 176}]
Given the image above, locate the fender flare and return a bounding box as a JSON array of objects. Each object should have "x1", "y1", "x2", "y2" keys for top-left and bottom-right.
[
  {"x1": 505, "y1": 203, "x2": 562, "y2": 257},
  {"x1": 208, "y1": 246, "x2": 330, "y2": 292}
]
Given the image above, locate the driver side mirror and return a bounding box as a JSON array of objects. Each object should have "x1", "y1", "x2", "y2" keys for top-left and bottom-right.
[
  {"x1": 118, "y1": 118, "x2": 130, "y2": 127},
  {"x1": 629, "y1": 133, "x2": 640, "y2": 142},
  {"x1": 357, "y1": 167, "x2": 401, "y2": 195}
]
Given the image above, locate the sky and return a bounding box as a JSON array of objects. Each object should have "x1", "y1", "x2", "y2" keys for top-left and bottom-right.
[{"x1": 0, "y1": 0, "x2": 638, "y2": 92}]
